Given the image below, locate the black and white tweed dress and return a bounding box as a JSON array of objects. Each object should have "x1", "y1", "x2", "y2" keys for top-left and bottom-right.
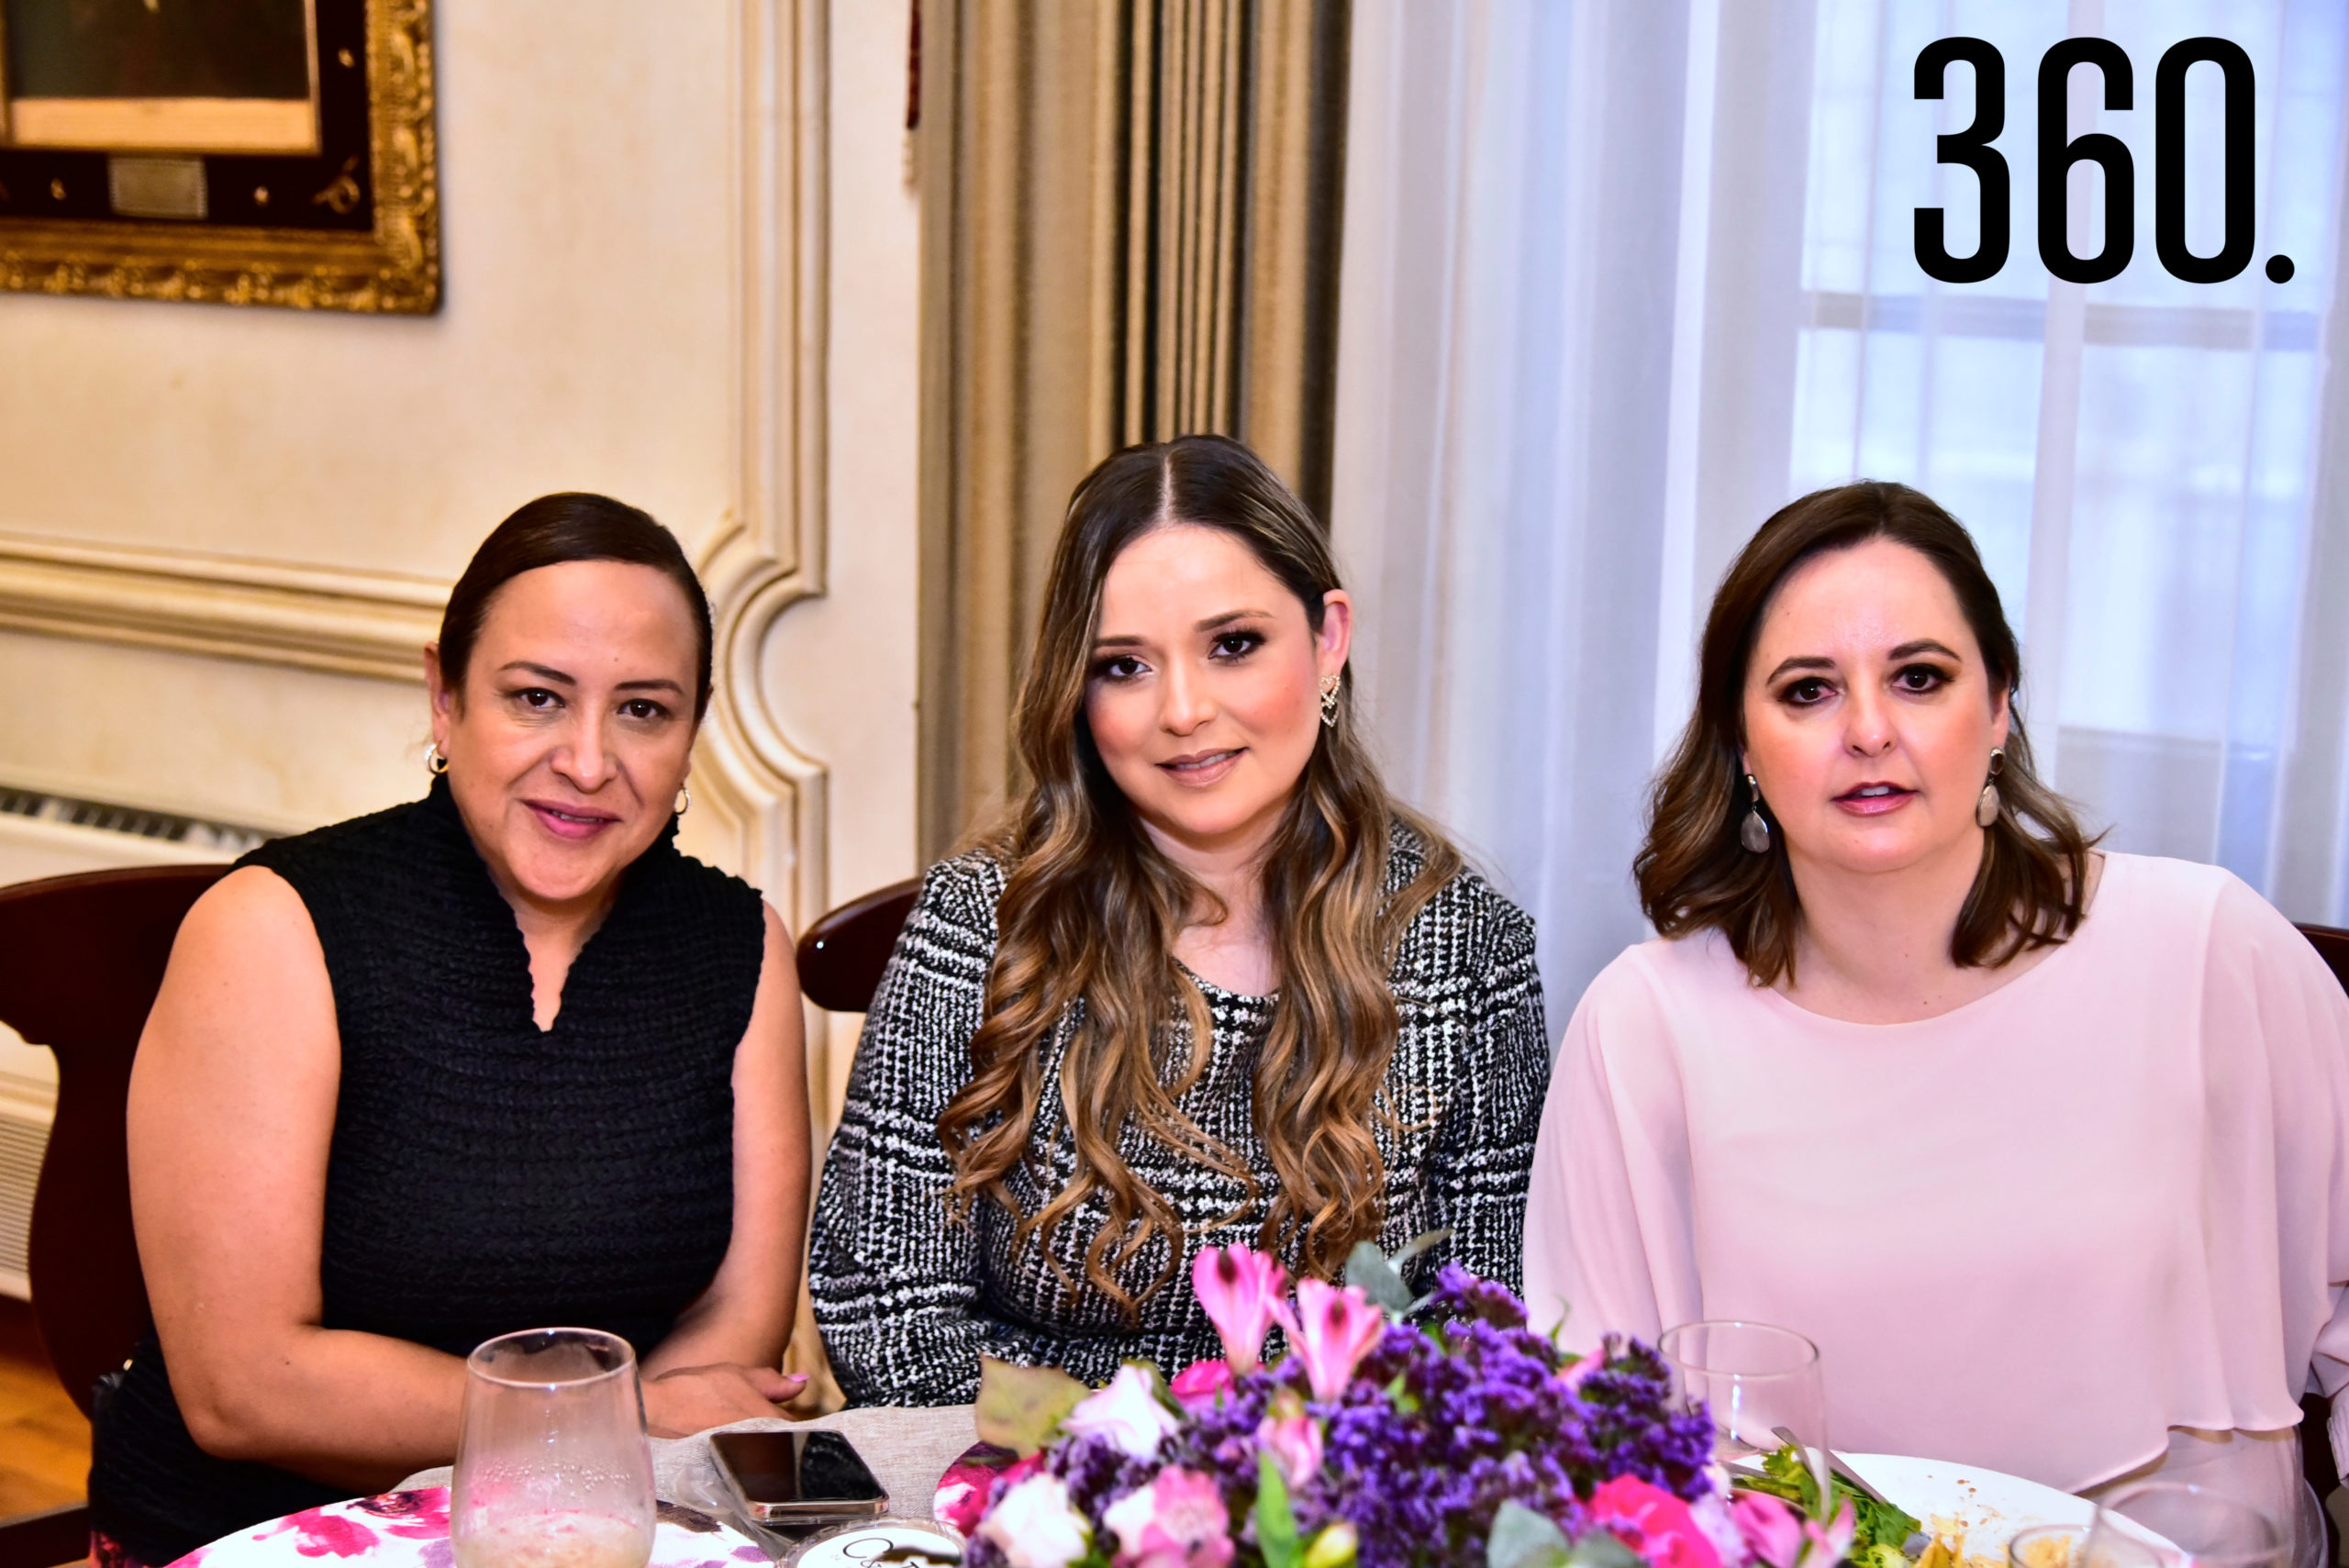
[{"x1": 807, "y1": 825, "x2": 1551, "y2": 1407}]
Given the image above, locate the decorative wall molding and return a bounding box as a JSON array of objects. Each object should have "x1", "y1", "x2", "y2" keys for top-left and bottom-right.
[
  {"x1": 686, "y1": 0, "x2": 830, "y2": 929},
  {"x1": 0, "y1": 531, "x2": 445, "y2": 682}
]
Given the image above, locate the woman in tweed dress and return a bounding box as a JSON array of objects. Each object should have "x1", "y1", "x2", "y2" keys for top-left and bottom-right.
[{"x1": 808, "y1": 436, "x2": 1550, "y2": 1407}]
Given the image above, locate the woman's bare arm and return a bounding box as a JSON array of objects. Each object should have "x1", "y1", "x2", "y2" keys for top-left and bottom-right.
[
  {"x1": 128, "y1": 865, "x2": 468, "y2": 1491},
  {"x1": 638, "y1": 903, "x2": 814, "y2": 1433}
]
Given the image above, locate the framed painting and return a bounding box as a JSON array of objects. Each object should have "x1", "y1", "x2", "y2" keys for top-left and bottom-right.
[{"x1": 0, "y1": 0, "x2": 438, "y2": 312}]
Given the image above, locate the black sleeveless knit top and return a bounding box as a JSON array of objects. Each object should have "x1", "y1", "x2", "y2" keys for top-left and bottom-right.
[{"x1": 88, "y1": 778, "x2": 766, "y2": 1565}]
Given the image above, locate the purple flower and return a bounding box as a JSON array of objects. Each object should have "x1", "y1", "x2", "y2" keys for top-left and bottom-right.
[{"x1": 969, "y1": 1260, "x2": 1729, "y2": 1568}]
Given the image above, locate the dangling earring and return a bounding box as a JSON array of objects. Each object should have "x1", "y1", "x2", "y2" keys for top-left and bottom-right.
[
  {"x1": 1318, "y1": 673, "x2": 1341, "y2": 728},
  {"x1": 1739, "y1": 773, "x2": 1772, "y2": 853},
  {"x1": 1975, "y1": 746, "x2": 2006, "y2": 828},
  {"x1": 424, "y1": 742, "x2": 450, "y2": 776},
  {"x1": 674, "y1": 783, "x2": 692, "y2": 818}
]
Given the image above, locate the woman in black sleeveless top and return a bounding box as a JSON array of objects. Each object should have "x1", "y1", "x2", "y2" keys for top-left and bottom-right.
[{"x1": 87, "y1": 495, "x2": 812, "y2": 1567}]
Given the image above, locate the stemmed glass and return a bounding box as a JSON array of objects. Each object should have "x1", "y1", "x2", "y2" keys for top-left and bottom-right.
[
  {"x1": 451, "y1": 1328, "x2": 657, "y2": 1568},
  {"x1": 1659, "y1": 1320, "x2": 1834, "y2": 1513},
  {"x1": 2080, "y1": 1482, "x2": 2288, "y2": 1568}
]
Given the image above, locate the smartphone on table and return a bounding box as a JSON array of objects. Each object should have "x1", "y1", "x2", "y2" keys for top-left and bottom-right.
[{"x1": 710, "y1": 1429, "x2": 890, "y2": 1531}]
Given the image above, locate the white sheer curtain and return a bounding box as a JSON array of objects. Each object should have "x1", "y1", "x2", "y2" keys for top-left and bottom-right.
[
  {"x1": 1334, "y1": 0, "x2": 2349, "y2": 1022},
  {"x1": 1792, "y1": 0, "x2": 2349, "y2": 912},
  {"x1": 1331, "y1": 0, "x2": 1821, "y2": 1015}
]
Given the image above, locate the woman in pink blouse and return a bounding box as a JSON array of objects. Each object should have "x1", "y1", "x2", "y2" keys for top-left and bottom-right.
[{"x1": 1525, "y1": 482, "x2": 2349, "y2": 1556}]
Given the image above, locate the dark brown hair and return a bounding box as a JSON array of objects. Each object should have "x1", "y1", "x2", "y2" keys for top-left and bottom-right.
[
  {"x1": 1637, "y1": 481, "x2": 2096, "y2": 984},
  {"x1": 439, "y1": 493, "x2": 714, "y2": 718},
  {"x1": 937, "y1": 435, "x2": 1461, "y2": 1315}
]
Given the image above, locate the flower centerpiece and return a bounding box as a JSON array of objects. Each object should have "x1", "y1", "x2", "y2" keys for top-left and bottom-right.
[{"x1": 938, "y1": 1241, "x2": 1865, "y2": 1568}]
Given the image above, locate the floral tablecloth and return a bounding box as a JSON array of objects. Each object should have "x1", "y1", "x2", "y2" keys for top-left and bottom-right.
[{"x1": 168, "y1": 1490, "x2": 767, "y2": 1568}]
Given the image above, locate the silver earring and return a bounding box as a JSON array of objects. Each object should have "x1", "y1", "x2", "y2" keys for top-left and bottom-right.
[
  {"x1": 1739, "y1": 773, "x2": 1772, "y2": 853},
  {"x1": 1319, "y1": 673, "x2": 1341, "y2": 728},
  {"x1": 425, "y1": 742, "x2": 449, "y2": 776},
  {"x1": 674, "y1": 783, "x2": 692, "y2": 817},
  {"x1": 1975, "y1": 746, "x2": 2006, "y2": 828}
]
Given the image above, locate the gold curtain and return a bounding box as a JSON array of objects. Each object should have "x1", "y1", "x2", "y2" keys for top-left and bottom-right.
[{"x1": 915, "y1": 0, "x2": 1351, "y2": 859}]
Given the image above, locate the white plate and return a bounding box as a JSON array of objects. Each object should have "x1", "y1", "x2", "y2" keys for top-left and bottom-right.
[{"x1": 1839, "y1": 1453, "x2": 2093, "y2": 1557}]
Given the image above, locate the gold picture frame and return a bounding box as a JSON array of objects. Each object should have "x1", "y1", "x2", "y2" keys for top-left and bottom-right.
[{"x1": 0, "y1": 0, "x2": 439, "y2": 314}]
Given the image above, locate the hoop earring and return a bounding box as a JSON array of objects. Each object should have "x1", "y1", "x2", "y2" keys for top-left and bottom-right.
[
  {"x1": 425, "y1": 742, "x2": 449, "y2": 776},
  {"x1": 1739, "y1": 773, "x2": 1772, "y2": 853},
  {"x1": 1975, "y1": 745, "x2": 2006, "y2": 828},
  {"x1": 674, "y1": 783, "x2": 692, "y2": 818},
  {"x1": 1318, "y1": 673, "x2": 1341, "y2": 728}
]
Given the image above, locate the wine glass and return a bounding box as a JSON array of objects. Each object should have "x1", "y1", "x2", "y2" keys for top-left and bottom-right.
[
  {"x1": 451, "y1": 1328, "x2": 656, "y2": 1568},
  {"x1": 2081, "y1": 1482, "x2": 2288, "y2": 1568},
  {"x1": 1659, "y1": 1320, "x2": 1833, "y2": 1512}
]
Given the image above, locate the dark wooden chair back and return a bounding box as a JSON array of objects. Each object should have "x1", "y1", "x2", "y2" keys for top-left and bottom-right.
[
  {"x1": 2298, "y1": 924, "x2": 2349, "y2": 1550},
  {"x1": 2299, "y1": 922, "x2": 2349, "y2": 998},
  {"x1": 795, "y1": 877, "x2": 921, "y2": 1013},
  {"x1": 0, "y1": 863, "x2": 228, "y2": 1418}
]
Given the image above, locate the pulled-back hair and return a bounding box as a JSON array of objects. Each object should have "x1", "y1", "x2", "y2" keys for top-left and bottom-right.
[
  {"x1": 439, "y1": 493, "x2": 714, "y2": 718},
  {"x1": 937, "y1": 435, "x2": 1460, "y2": 1315},
  {"x1": 1637, "y1": 481, "x2": 2095, "y2": 985}
]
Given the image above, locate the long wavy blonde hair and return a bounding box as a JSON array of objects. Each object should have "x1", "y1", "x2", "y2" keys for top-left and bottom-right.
[{"x1": 937, "y1": 436, "x2": 1460, "y2": 1318}]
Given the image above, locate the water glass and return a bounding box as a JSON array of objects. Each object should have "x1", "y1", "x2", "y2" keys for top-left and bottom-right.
[
  {"x1": 1659, "y1": 1320, "x2": 1833, "y2": 1510},
  {"x1": 452, "y1": 1328, "x2": 656, "y2": 1568},
  {"x1": 2009, "y1": 1523, "x2": 2088, "y2": 1568},
  {"x1": 2082, "y1": 1482, "x2": 2288, "y2": 1568}
]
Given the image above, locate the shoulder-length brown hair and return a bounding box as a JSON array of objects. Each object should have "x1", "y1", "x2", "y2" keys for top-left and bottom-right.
[
  {"x1": 1637, "y1": 481, "x2": 2096, "y2": 985},
  {"x1": 936, "y1": 435, "x2": 1460, "y2": 1317}
]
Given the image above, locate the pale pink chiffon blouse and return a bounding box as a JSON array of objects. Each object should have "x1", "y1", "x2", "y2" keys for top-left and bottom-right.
[{"x1": 1524, "y1": 852, "x2": 2349, "y2": 1494}]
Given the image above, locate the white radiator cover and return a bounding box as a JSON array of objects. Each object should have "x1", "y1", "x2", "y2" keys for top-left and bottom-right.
[{"x1": 0, "y1": 1047, "x2": 54, "y2": 1299}]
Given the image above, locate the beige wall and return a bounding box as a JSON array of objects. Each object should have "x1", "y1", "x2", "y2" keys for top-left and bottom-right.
[{"x1": 0, "y1": 0, "x2": 922, "y2": 1092}]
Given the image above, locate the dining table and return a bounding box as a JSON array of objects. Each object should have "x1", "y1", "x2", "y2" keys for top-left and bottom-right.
[{"x1": 175, "y1": 1407, "x2": 982, "y2": 1568}]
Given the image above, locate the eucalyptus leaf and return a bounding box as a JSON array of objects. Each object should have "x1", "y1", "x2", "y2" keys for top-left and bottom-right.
[
  {"x1": 1255, "y1": 1451, "x2": 1303, "y2": 1568},
  {"x1": 1486, "y1": 1501, "x2": 1572, "y2": 1568},
  {"x1": 973, "y1": 1356, "x2": 1088, "y2": 1458},
  {"x1": 1390, "y1": 1228, "x2": 1452, "y2": 1269},
  {"x1": 1344, "y1": 1241, "x2": 1416, "y2": 1316},
  {"x1": 1567, "y1": 1530, "x2": 1642, "y2": 1568}
]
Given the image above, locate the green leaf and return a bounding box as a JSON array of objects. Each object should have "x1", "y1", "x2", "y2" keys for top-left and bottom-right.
[
  {"x1": 1734, "y1": 1446, "x2": 1918, "y2": 1553},
  {"x1": 1566, "y1": 1531, "x2": 1642, "y2": 1568},
  {"x1": 1255, "y1": 1452, "x2": 1303, "y2": 1568},
  {"x1": 973, "y1": 1356, "x2": 1088, "y2": 1458},
  {"x1": 1389, "y1": 1229, "x2": 1452, "y2": 1269},
  {"x1": 1345, "y1": 1230, "x2": 1454, "y2": 1319},
  {"x1": 1344, "y1": 1241, "x2": 1416, "y2": 1316},
  {"x1": 1486, "y1": 1501, "x2": 1572, "y2": 1568}
]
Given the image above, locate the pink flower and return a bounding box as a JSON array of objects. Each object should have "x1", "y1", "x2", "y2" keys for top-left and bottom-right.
[
  {"x1": 1687, "y1": 1492, "x2": 1749, "y2": 1568},
  {"x1": 1803, "y1": 1501, "x2": 1856, "y2": 1568},
  {"x1": 1192, "y1": 1245, "x2": 1287, "y2": 1373},
  {"x1": 1254, "y1": 1411, "x2": 1324, "y2": 1489},
  {"x1": 1587, "y1": 1476, "x2": 1722, "y2": 1568},
  {"x1": 933, "y1": 1448, "x2": 1037, "y2": 1537},
  {"x1": 1063, "y1": 1364, "x2": 1180, "y2": 1460},
  {"x1": 976, "y1": 1473, "x2": 1090, "y2": 1568},
  {"x1": 1101, "y1": 1466, "x2": 1235, "y2": 1568},
  {"x1": 1271, "y1": 1279, "x2": 1386, "y2": 1401},
  {"x1": 1171, "y1": 1359, "x2": 1235, "y2": 1408},
  {"x1": 1731, "y1": 1493, "x2": 1803, "y2": 1568},
  {"x1": 1729, "y1": 1493, "x2": 1853, "y2": 1568}
]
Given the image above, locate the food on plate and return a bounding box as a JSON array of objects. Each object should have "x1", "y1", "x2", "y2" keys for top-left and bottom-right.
[{"x1": 1734, "y1": 1448, "x2": 1923, "y2": 1568}]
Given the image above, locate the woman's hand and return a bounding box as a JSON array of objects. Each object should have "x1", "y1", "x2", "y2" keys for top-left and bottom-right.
[{"x1": 642, "y1": 1362, "x2": 809, "y2": 1438}]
